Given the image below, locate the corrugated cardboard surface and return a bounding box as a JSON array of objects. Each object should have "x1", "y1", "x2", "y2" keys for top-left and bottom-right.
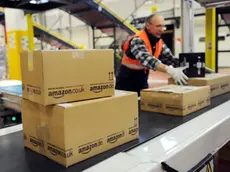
[
  {"x1": 168, "y1": 73, "x2": 230, "y2": 97},
  {"x1": 20, "y1": 50, "x2": 115, "y2": 105},
  {"x1": 21, "y1": 90, "x2": 139, "y2": 167},
  {"x1": 140, "y1": 85, "x2": 210, "y2": 116}
]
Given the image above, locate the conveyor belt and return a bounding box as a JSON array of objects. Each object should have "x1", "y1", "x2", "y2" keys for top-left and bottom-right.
[
  {"x1": 0, "y1": 82, "x2": 22, "y2": 127},
  {"x1": 0, "y1": 92, "x2": 230, "y2": 172},
  {"x1": 0, "y1": 85, "x2": 22, "y2": 112}
]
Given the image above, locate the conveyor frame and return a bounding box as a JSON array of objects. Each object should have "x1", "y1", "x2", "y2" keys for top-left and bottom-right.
[
  {"x1": 0, "y1": 91, "x2": 229, "y2": 172},
  {"x1": 216, "y1": 7, "x2": 230, "y2": 72}
]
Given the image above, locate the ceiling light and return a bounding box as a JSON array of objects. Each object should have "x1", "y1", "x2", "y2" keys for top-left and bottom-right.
[
  {"x1": 145, "y1": 0, "x2": 154, "y2": 5},
  {"x1": 204, "y1": 1, "x2": 230, "y2": 8},
  {"x1": 30, "y1": 0, "x2": 36, "y2": 4},
  {"x1": 29, "y1": 0, "x2": 49, "y2": 4}
]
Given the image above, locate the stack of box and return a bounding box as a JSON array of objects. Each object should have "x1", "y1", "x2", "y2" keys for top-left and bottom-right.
[
  {"x1": 141, "y1": 73, "x2": 230, "y2": 116},
  {"x1": 20, "y1": 50, "x2": 139, "y2": 167},
  {"x1": 168, "y1": 73, "x2": 230, "y2": 98},
  {"x1": 141, "y1": 52, "x2": 230, "y2": 116}
]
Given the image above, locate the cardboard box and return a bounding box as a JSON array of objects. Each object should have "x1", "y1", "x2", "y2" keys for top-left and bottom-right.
[
  {"x1": 140, "y1": 85, "x2": 210, "y2": 116},
  {"x1": 21, "y1": 90, "x2": 139, "y2": 167},
  {"x1": 168, "y1": 73, "x2": 230, "y2": 97},
  {"x1": 20, "y1": 50, "x2": 115, "y2": 105}
]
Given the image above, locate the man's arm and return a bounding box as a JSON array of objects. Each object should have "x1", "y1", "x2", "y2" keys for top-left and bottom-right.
[
  {"x1": 129, "y1": 37, "x2": 188, "y2": 84},
  {"x1": 129, "y1": 37, "x2": 163, "y2": 70},
  {"x1": 159, "y1": 42, "x2": 179, "y2": 67},
  {"x1": 130, "y1": 37, "x2": 172, "y2": 72}
]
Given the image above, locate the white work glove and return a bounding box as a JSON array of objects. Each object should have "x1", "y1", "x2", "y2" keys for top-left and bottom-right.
[{"x1": 166, "y1": 66, "x2": 188, "y2": 85}]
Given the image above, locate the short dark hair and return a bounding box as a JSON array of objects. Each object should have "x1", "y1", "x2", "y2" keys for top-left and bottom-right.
[{"x1": 145, "y1": 14, "x2": 156, "y2": 25}]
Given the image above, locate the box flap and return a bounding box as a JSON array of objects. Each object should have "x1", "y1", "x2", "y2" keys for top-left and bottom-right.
[
  {"x1": 188, "y1": 73, "x2": 230, "y2": 80},
  {"x1": 143, "y1": 85, "x2": 200, "y2": 94},
  {"x1": 58, "y1": 90, "x2": 137, "y2": 108},
  {"x1": 58, "y1": 103, "x2": 74, "y2": 108},
  {"x1": 114, "y1": 90, "x2": 137, "y2": 97}
]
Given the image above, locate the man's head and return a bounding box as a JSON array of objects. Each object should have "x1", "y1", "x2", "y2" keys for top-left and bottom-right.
[{"x1": 145, "y1": 14, "x2": 166, "y2": 38}]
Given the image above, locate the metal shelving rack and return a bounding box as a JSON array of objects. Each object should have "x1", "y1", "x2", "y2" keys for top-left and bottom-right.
[{"x1": 216, "y1": 7, "x2": 230, "y2": 73}]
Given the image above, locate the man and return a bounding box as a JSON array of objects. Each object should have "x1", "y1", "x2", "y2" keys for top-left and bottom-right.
[{"x1": 115, "y1": 14, "x2": 188, "y2": 95}]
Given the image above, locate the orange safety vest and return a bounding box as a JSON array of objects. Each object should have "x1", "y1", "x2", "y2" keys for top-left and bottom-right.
[{"x1": 122, "y1": 29, "x2": 163, "y2": 70}]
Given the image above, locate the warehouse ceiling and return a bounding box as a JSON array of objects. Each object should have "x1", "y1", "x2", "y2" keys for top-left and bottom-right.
[
  {"x1": 0, "y1": 11, "x2": 4, "y2": 24},
  {"x1": 222, "y1": 13, "x2": 230, "y2": 24},
  {"x1": 218, "y1": 7, "x2": 230, "y2": 30},
  {"x1": 196, "y1": 0, "x2": 230, "y2": 8},
  {"x1": 0, "y1": 0, "x2": 75, "y2": 11}
]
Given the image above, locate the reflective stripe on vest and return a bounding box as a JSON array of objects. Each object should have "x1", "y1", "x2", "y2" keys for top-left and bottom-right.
[{"x1": 122, "y1": 29, "x2": 163, "y2": 70}]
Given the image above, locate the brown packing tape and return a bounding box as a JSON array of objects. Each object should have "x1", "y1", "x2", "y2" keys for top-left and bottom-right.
[
  {"x1": 23, "y1": 132, "x2": 29, "y2": 148},
  {"x1": 40, "y1": 106, "x2": 75, "y2": 167},
  {"x1": 45, "y1": 124, "x2": 74, "y2": 165},
  {"x1": 36, "y1": 105, "x2": 47, "y2": 155},
  {"x1": 28, "y1": 51, "x2": 34, "y2": 71}
]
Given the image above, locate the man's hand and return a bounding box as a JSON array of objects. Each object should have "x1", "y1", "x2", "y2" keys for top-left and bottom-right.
[{"x1": 166, "y1": 66, "x2": 189, "y2": 85}]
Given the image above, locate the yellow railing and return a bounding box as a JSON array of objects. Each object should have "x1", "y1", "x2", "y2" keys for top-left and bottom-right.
[
  {"x1": 93, "y1": 0, "x2": 139, "y2": 34},
  {"x1": 33, "y1": 22, "x2": 82, "y2": 49}
]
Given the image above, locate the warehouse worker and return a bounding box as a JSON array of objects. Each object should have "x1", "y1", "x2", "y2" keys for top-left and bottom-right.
[{"x1": 115, "y1": 14, "x2": 188, "y2": 95}]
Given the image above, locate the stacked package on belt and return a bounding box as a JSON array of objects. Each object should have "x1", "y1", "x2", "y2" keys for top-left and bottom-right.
[
  {"x1": 20, "y1": 49, "x2": 139, "y2": 167},
  {"x1": 141, "y1": 85, "x2": 211, "y2": 116},
  {"x1": 20, "y1": 50, "x2": 115, "y2": 105},
  {"x1": 168, "y1": 73, "x2": 230, "y2": 97}
]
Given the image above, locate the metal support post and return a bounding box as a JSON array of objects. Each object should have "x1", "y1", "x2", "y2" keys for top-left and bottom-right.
[
  {"x1": 26, "y1": 14, "x2": 34, "y2": 51},
  {"x1": 215, "y1": 10, "x2": 218, "y2": 73},
  {"x1": 68, "y1": 13, "x2": 72, "y2": 41},
  {"x1": 92, "y1": 26, "x2": 95, "y2": 49},
  {"x1": 181, "y1": 0, "x2": 194, "y2": 53},
  {"x1": 205, "y1": 8, "x2": 217, "y2": 72},
  {"x1": 113, "y1": 26, "x2": 116, "y2": 54}
]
